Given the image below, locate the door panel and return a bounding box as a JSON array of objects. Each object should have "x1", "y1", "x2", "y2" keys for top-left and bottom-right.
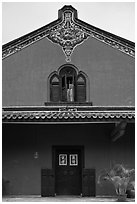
[
  {"x1": 82, "y1": 169, "x2": 96, "y2": 196},
  {"x1": 41, "y1": 169, "x2": 55, "y2": 197},
  {"x1": 55, "y1": 148, "x2": 82, "y2": 195}
]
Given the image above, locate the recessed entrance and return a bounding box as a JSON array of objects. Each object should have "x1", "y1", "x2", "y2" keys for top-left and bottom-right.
[{"x1": 53, "y1": 146, "x2": 84, "y2": 195}]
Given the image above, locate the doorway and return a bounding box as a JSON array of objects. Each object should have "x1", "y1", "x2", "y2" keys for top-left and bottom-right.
[{"x1": 53, "y1": 146, "x2": 84, "y2": 195}]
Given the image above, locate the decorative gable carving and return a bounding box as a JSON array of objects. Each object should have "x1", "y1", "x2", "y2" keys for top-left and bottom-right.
[
  {"x1": 2, "y1": 5, "x2": 135, "y2": 60},
  {"x1": 47, "y1": 11, "x2": 90, "y2": 62}
]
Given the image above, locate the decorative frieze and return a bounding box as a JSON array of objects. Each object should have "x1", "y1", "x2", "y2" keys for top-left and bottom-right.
[
  {"x1": 47, "y1": 11, "x2": 135, "y2": 61},
  {"x1": 2, "y1": 110, "x2": 135, "y2": 122},
  {"x1": 47, "y1": 11, "x2": 90, "y2": 61},
  {"x1": 2, "y1": 31, "x2": 48, "y2": 59},
  {"x1": 89, "y1": 31, "x2": 135, "y2": 58}
]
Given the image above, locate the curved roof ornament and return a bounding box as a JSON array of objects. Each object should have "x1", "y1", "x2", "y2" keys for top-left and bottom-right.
[
  {"x1": 47, "y1": 7, "x2": 90, "y2": 62},
  {"x1": 2, "y1": 5, "x2": 135, "y2": 60}
]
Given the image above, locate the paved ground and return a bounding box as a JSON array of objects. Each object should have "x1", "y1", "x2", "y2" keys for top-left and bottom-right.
[{"x1": 2, "y1": 195, "x2": 135, "y2": 202}]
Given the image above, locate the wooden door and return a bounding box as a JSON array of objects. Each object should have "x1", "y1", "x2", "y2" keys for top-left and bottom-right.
[{"x1": 55, "y1": 148, "x2": 82, "y2": 195}]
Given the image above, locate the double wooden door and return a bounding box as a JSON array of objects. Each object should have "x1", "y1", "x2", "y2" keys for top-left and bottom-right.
[
  {"x1": 41, "y1": 146, "x2": 96, "y2": 197},
  {"x1": 55, "y1": 148, "x2": 82, "y2": 195}
]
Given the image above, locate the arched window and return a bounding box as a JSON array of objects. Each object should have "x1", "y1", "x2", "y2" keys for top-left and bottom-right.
[
  {"x1": 49, "y1": 65, "x2": 88, "y2": 102},
  {"x1": 50, "y1": 75, "x2": 60, "y2": 102}
]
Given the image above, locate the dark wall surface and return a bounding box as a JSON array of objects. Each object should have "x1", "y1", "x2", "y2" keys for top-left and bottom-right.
[
  {"x1": 2, "y1": 123, "x2": 135, "y2": 195},
  {"x1": 2, "y1": 36, "x2": 135, "y2": 106}
]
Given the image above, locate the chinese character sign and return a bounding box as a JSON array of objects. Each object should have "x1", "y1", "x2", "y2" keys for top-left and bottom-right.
[
  {"x1": 70, "y1": 154, "x2": 78, "y2": 166},
  {"x1": 59, "y1": 154, "x2": 67, "y2": 165}
]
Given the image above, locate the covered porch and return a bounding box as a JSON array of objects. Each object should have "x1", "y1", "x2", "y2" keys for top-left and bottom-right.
[{"x1": 2, "y1": 106, "x2": 135, "y2": 197}]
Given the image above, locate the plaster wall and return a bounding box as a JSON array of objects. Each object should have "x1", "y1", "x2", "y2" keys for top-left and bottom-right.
[{"x1": 2, "y1": 36, "x2": 135, "y2": 106}]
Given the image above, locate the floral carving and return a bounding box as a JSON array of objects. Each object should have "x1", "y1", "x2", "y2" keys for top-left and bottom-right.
[
  {"x1": 2, "y1": 6, "x2": 135, "y2": 60},
  {"x1": 90, "y1": 32, "x2": 135, "y2": 58},
  {"x1": 2, "y1": 32, "x2": 48, "y2": 59},
  {"x1": 47, "y1": 12, "x2": 90, "y2": 61}
]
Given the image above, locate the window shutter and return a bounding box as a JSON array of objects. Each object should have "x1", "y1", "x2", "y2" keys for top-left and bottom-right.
[
  {"x1": 50, "y1": 76, "x2": 60, "y2": 102},
  {"x1": 77, "y1": 76, "x2": 86, "y2": 102},
  {"x1": 77, "y1": 84, "x2": 86, "y2": 102},
  {"x1": 50, "y1": 83, "x2": 60, "y2": 102}
]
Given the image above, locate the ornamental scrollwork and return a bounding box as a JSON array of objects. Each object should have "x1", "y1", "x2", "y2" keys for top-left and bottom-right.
[
  {"x1": 2, "y1": 6, "x2": 135, "y2": 60},
  {"x1": 47, "y1": 12, "x2": 90, "y2": 62}
]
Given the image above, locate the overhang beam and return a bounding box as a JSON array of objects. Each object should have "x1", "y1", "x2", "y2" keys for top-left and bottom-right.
[{"x1": 2, "y1": 106, "x2": 135, "y2": 123}]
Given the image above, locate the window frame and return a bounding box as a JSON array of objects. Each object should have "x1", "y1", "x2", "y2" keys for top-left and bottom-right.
[{"x1": 48, "y1": 64, "x2": 88, "y2": 103}]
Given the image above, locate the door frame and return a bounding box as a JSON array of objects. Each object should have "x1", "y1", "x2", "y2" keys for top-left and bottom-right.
[{"x1": 52, "y1": 145, "x2": 85, "y2": 195}]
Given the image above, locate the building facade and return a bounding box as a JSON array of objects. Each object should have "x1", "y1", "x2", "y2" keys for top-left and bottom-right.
[{"x1": 2, "y1": 6, "x2": 135, "y2": 196}]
